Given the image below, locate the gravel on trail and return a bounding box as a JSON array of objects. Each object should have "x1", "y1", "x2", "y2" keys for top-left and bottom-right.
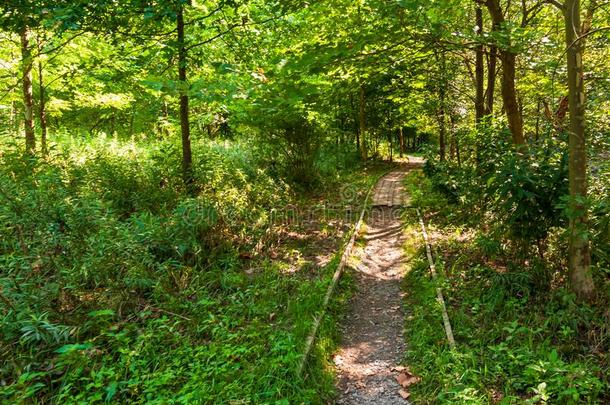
[{"x1": 334, "y1": 161, "x2": 422, "y2": 405}]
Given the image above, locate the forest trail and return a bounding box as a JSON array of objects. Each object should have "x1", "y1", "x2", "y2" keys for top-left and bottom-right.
[{"x1": 334, "y1": 160, "x2": 422, "y2": 404}]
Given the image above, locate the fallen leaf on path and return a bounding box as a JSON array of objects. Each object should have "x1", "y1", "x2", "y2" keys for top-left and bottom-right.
[
  {"x1": 396, "y1": 372, "x2": 420, "y2": 388},
  {"x1": 398, "y1": 389, "x2": 410, "y2": 399},
  {"x1": 396, "y1": 373, "x2": 409, "y2": 386}
]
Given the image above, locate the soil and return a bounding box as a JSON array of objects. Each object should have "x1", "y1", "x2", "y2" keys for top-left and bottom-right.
[{"x1": 334, "y1": 161, "x2": 422, "y2": 405}]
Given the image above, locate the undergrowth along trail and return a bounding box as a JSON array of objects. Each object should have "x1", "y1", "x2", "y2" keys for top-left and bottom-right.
[
  {"x1": 0, "y1": 137, "x2": 393, "y2": 403},
  {"x1": 400, "y1": 170, "x2": 609, "y2": 404}
]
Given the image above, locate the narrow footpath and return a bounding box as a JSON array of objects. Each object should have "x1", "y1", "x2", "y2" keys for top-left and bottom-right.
[{"x1": 334, "y1": 160, "x2": 423, "y2": 405}]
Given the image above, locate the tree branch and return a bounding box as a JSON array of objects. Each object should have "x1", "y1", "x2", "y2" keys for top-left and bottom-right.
[{"x1": 544, "y1": 0, "x2": 565, "y2": 10}]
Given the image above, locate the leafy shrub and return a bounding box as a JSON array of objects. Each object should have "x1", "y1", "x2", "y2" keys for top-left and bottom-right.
[
  {"x1": 404, "y1": 154, "x2": 609, "y2": 404},
  {"x1": 424, "y1": 127, "x2": 568, "y2": 253}
]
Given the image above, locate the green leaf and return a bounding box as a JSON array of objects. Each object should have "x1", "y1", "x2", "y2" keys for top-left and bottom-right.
[
  {"x1": 105, "y1": 382, "x2": 118, "y2": 402},
  {"x1": 55, "y1": 343, "x2": 93, "y2": 354},
  {"x1": 88, "y1": 309, "x2": 116, "y2": 318}
]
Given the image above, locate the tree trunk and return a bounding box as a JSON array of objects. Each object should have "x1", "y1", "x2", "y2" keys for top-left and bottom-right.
[
  {"x1": 475, "y1": 6, "x2": 486, "y2": 122},
  {"x1": 389, "y1": 131, "x2": 393, "y2": 163},
  {"x1": 36, "y1": 36, "x2": 48, "y2": 155},
  {"x1": 177, "y1": 4, "x2": 193, "y2": 186},
  {"x1": 485, "y1": 46, "x2": 497, "y2": 115},
  {"x1": 564, "y1": 0, "x2": 595, "y2": 299},
  {"x1": 38, "y1": 58, "x2": 47, "y2": 155},
  {"x1": 359, "y1": 83, "x2": 367, "y2": 161},
  {"x1": 534, "y1": 99, "x2": 541, "y2": 142},
  {"x1": 485, "y1": 0, "x2": 524, "y2": 145},
  {"x1": 450, "y1": 113, "x2": 457, "y2": 161},
  {"x1": 438, "y1": 101, "x2": 446, "y2": 161},
  {"x1": 20, "y1": 25, "x2": 35, "y2": 154},
  {"x1": 501, "y1": 51, "x2": 525, "y2": 144},
  {"x1": 399, "y1": 127, "x2": 404, "y2": 157},
  {"x1": 437, "y1": 54, "x2": 447, "y2": 161}
]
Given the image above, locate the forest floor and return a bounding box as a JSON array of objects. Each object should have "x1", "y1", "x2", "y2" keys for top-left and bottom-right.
[{"x1": 334, "y1": 159, "x2": 423, "y2": 404}]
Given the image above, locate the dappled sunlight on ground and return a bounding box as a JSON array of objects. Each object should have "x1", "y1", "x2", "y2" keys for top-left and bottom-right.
[{"x1": 335, "y1": 166, "x2": 422, "y2": 404}]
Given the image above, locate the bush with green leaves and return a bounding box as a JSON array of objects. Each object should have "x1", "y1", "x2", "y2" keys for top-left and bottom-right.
[{"x1": 424, "y1": 126, "x2": 569, "y2": 255}]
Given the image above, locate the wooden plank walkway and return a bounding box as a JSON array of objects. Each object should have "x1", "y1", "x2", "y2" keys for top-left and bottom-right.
[
  {"x1": 372, "y1": 159, "x2": 423, "y2": 207},
  {"x1": 372, "y1": 172, "x2": 408, "y2": 207}
]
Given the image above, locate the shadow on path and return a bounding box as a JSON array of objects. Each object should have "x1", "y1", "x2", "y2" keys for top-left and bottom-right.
[{"x1": 334, "y1": 163, "x2": 421, "y2": 405}]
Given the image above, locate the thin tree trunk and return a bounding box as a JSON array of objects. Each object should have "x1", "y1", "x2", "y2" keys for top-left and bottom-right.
[
  {"x1": 387, "y1": 110, "x2": 392, "y2": 162},
  {"x1": 359, "y1": 83, "x2": 367, "y2": 161},
  {"x1": 500, "y1": 51, "x2": 524, "y2": 145},
  {"x1": 374, "y1": 129, "x2": 380, "y2": 154},
  {"x1": 485, "y1": 46, "x2": 497, "y2": 115},
  {"x1": 475, "y1": 6, "x2": 486, "y2": 122},
  {"x1": 535, "y1": 99, "x2": 541, "y2": 142},
  {"x1": 437, "y1": 54, "x2": 447, "y2": 161},
  {"x1": 38, "y1": 59, "x2": 47, "y2": 155},
  {"x1": 399, "y1": 127, "x2": 404, "y2": 157},
  {"x1": 36, "y1": 36, "x2": 48, "y2": 155},
  {"x1": 438, "y1": 100, "x2": 446, "y2": 161},
  {"x1": 564, "y1": 0, "x2": 595, "y2": 299},
  {"x1": 20, "y1": 25, "x2": 35, "y2": 154},
  {"x1": 450, "y1": 114, "x2": 457, "y2": 161},
  {"x1": 177, "y1": 4, "x2": 193, "y2": 186}
]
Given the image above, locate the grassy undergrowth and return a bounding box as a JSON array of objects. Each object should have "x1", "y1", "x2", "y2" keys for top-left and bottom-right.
[
  {"x1": 0, "y1": 135, "x2": 390, "y2": 403},
  {"x1": 401, "y1": 171, "x2": 609, "y2": 404}
]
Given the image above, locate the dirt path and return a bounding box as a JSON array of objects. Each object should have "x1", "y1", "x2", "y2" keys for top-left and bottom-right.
[{"x1": 334, "y1": 161, "x2": 422, "y2": 404}]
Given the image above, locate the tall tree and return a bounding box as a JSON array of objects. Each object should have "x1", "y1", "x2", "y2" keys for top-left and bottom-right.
[
  {"x1": 176, "y1": 2, "x2": 193, "y2": 186},
  {"x1": 482, "y1": 0, "x2": 525, "y2": 145},
  {"x1": 485, "y1": 43, "x2": 497, "y2": 115},
  {"x1": 20, "y1": 24, "x2": 36, "y2": 153},
  {"x1": 561, "y1": 0, "x2": 595, "y2": 299},
  {"x1": 437, "y1": 52, "x2": 447, "y2": 161},
  {"x1": 474, "y1": 6, "x2": 486, "y2": 122},
  {"x1": 36, "y1": 36, "x2": 48, "y2": 155}
]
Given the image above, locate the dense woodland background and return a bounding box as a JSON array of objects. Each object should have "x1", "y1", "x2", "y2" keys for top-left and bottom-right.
[{"x1": 0, "y1": 0, "x2": 609, "y2": 403}]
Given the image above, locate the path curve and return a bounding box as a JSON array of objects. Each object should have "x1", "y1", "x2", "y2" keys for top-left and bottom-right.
[{"x1": 334, "y1": 160, "x2": 422, "y2": 405}]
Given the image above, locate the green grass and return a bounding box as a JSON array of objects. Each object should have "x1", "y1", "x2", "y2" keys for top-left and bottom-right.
[
  {"x1": 401, "y1": 171, "x2": 609, "y2": 404},
  {"x1": 0, "y1": 135, "x2": 391, "y2": 403}
]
